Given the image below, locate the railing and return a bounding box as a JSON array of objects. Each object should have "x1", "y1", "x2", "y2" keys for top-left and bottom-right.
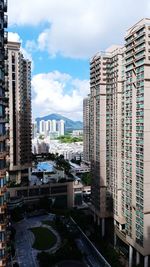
[
  {"x1": 115, "y1": 225, "x2": 128, "y2": 244},
  {"x1": 70, "y1": 217, "x2": 111, "y2": 267}
]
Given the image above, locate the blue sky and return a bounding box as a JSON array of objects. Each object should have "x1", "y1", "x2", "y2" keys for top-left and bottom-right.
[{"x1": 8, "y1": 0, "x2": 150, "y2": 121}]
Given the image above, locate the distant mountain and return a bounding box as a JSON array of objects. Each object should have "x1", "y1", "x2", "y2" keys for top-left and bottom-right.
[{"x1": 36, "y1": 113, "x2": 83, "y2": 132}]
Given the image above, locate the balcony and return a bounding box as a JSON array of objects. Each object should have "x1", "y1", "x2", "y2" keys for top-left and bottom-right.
[
  {"x1": 4, "y1": 32, "x2": 7, "y2": 44},
  {"x1": 125, "y1": 57, "x2": 134, "y2": 66},
  {"x1": 0, "y1": 97, "x2": 9, "y2": 105},
  {"x1": 3, "y1": 15, "x2": 7, "y2": 28},
  {"x1": 0, "y1": 206, "x2": 5, "y2": 214},
  {"x1": 0, "y1": 259, "x2": 6, "y2": 267},
  {"x1": 0, "y1": 222, "x2": 6, "y2": 231},
  {"x1": 0, "y1": 71, "x2": 4, "y2": 82},
  {"x1": 135, "y1": 31, "x2": 145, "y2": 40},
  {"x1": 0, "y1": 189, "x2": 4, "y2": 196},
  {"x1": 4, "y1": 48, "x2": 8, "y2": 60},
  {"x1": 4, "y1": 80, "x2": 8, "y2": 91},
  {"x1": 125, "y1": 52, "x2": 134, "y2": 60},
  {"x1": 135, "y1": 54, "x2": 145, "y2": 62},
  {"x1": 0, "y1": 116, "x2": 9, "y2": 123},
  {"x1": 0, "y1": 1, "x2": 7, "y2": 12},
  {"x1": 125, "y1": 35, "x2": 134, "y2": 44},
  {"x1": 0, "y1": 152, "x2": 8, "y2": 159},
  {"x1": 0, "y1": 242, "x2": 5, "y2": 250},
  {"x1": 4, "y1": 0, "x2": 7, "y2": 12},
  {"x1": 4, "y1": 64, "x2": 8, "y2": 76},
  {"x1": 0, "y1": 169, "x2": 6, "y2": 178},
  {"x1": 125, "y1": 43, "x2": 134, "y2": 52},
  {"x1": 0, "y1": 36, "x2": 4, "y2": 48},
  {"x1": 135, "y1": 45, "x2": 145, "y2": 54},
  {"x1": 0, "y1": 49, "x2": 5, "y2": 63},
  {"x1": 135, "y1": 38, "x2": 145, "y2": 48},
  {"x1": 0, "y1": 135, "x2": 7, "y2": 142}
]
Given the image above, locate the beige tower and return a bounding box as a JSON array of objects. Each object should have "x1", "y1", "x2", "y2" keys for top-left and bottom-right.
[
  {"x1": 90, "y1": 19, "x2": 150, "y2": 267},
  {"x1": 122, "y1": 18, "x2": 150, "y2": 267},
  {"x1": 90, "y1": 47, "x2": 124, "y2": 235},
  {"x1": 7, "y1": 42, "x2": 32, "y2": 184},
  {"x1": 90, "y1": 52, "x2": 110, "y2": 235}
]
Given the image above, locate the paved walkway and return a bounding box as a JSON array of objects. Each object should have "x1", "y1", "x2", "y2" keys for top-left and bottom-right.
[{"x1": 14, "y1": 214, "x2": 61, "y2": 267}]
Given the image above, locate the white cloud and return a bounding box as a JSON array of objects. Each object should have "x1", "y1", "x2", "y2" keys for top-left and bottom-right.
[
  {"x1": 8, "y1": 32, "x2": 22, "y2": 43},
  {"x1": 8, "y1": 32, "x2": 34, "y2": 70},
  {"x1": 8, "y1": 0, "x2": 150, "y2": 58},
  {"x1": 32, "y1": 71, "x2": 89, "y2": 120},
  {"x1": 25, "y1": 40, "x2": 37, "y2": 53}
]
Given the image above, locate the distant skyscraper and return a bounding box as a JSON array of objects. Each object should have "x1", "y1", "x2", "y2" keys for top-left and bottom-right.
[
  {"x1": 57, "y1": 120, "x2": 65, "y2": 136},
  {"x1": 44, "y1": 120, "x2": 52, "y2": 137},
  {"x1": 32, "y1": 121, "x2": 37, "y2": 139},
  {"x1": 38, "y1": 119, "x2": 65, "y2": 137},
  {"x1": 90, "y1": 18, "x2": 150, "y2": 267},
  {"x1": 83, "y1": 96, "x2": 90, "y2": 163},
  {"x1": 7, "y1": 41, "x2": 32, "y2": 184},
  {"x1": 51, "y1": 119, "x2": 56, "y2": 132},
  {"x1": 39, "y1": 120, "x2": 45, "y2": 134}
]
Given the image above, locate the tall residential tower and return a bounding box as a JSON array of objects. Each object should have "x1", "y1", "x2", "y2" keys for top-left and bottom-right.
[
  {"x1": 7, "y1": 42, "x2": 32, "y2": 184},
  {"x1": 0, "y1": 0, "x2": 8, "y2": 266},
  {"x1": 89, "y1": 19, "x2": 150, "y2": 267}
]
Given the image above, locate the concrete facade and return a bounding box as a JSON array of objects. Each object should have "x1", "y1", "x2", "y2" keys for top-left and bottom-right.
[
  {"x1": 0, "y1": 1, "x2": 8, "y2": 266},
  {"x1": 89, "y1": 18, "x2": 150, "y2": 266},
  {"x1": 8, "y1": 180, "x2": 83, "y2": 209},
  {"x1": 7, "y1": 41, "x2": 32, "y2": 184}
]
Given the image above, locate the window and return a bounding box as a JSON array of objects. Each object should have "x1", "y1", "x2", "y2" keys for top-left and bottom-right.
[
  {"x1": 12, "y1": 55, "x2": 15, "y2": 64},
  {"x1": 12, "y1": 73, "x2": 15, "y2": 80}
]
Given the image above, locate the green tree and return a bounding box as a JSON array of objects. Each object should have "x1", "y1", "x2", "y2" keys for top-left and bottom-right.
[
  {"x1": 82, "y1": 173, "x2": 92, "y2": 186},
  {"x1": 55, "y1": 156, "x2": 71, "y2": 174}
]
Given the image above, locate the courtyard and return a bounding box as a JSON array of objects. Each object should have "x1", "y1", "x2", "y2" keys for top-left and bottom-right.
[{"x1": 14, "y1": 214, "x2": 60, "y2": 267}]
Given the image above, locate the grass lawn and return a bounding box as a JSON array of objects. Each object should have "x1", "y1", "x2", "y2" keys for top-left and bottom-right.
[{"x1": 30, "y1": 227, "x2": 57, "y2": 250}]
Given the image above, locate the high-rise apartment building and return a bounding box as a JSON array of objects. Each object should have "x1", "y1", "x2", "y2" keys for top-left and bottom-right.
[
  {"x1": 38, "y1": 119, "x2": 65, "y2": 137},
  {"x1": 0, "y1": 1, "x2": 8, "y2": 266},
  {"x1": 51, "y1": 119, "x2": 56, "y2": 132},
  {"x1": 122, "y1": 18, "x2": 150, "y2": 267},
  {"x1": 89, "y1": 19, "x2": 150, "y2": 267},
  {"x1": 57, "y1": 120, "x2": 65, "y2": 136},
  {"x1": 39, "y1": 120, "x2": 45, "y2": 135},
  {"x1": 83, "y1": 96, "x2": 90, "y2": 164},
  {"x1": 90, "y1": 49, "x2": 113, "y2": 229},
  {"x1": 32, "y1": 121, "x2": 37, "y2": 139},
  {"x1": 7, "y1": 41, "x2": 32, "y2": 184},
  {"x1": 45, "y1": 120, "x2": 52, "y2": 136}
]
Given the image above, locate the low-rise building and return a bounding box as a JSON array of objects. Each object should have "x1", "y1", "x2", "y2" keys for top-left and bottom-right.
[
  {"x1": 8, "y1": 179, "x2": 83, "y2": 209},
  {"x1": 70, "y1": 162, "x2": 90, "y2": 173}
]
